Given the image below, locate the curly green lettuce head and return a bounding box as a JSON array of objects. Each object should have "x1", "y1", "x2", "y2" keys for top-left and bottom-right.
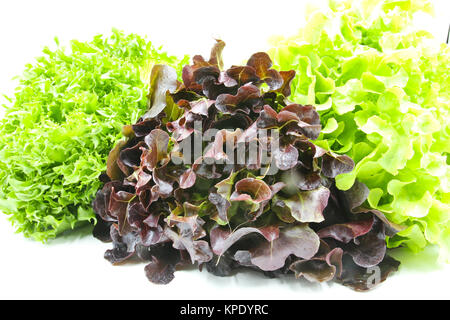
[
  {"x1": 270, "y1": 0, "x2": 450, "y2": 262},
  {"x1": 0, "y1": 30, "x2": 188, "y2": 241}
]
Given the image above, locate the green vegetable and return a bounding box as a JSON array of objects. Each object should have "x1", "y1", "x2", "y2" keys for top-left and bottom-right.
[
  {"x1": 0, "y1": 29, "x2": 188, "y2": 241},
  {"x1": 270, "y1": 0, "x2": 449, "y2": 262}
]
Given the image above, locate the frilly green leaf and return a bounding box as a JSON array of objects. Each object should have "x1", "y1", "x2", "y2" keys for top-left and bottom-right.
[{"x1": 270, "y1": 0, "x2": 450, "y2": 260}]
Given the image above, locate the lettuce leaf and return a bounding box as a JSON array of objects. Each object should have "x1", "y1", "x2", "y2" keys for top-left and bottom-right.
[
  {"x1": 270, "y1": 0, "x2": 449, "y2": 262},
  {"x1": 0, "y1": 30, "x2": 188, "y2": 241},
  {"x1": 92, "y1": 43, "x2": 400, "y2": 290}
]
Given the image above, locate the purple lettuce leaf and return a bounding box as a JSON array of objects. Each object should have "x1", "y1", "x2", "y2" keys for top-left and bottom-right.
[
  {"x1": 321, "y1": 154, "x2": 355, "y2": 179},
  {"x1": 210, "y1": 225, "x2": 279, "y2": 256},
  {"x1": 104, "y1": 225, "x2": 139, "y2": 265},
  {"x1": 163, "y1": 215, "x2": 213, "y2": 264},
  {"x1": 337, "y1": 254, "x2": 400, "y2": 291},
  {"x1": 317, "y1": 217, "x2": 375, "y2": 244},
  {"x1": 229, "y1": 178, "x2": 273, "y2": 204},
  {"x1": 215, "y1": 84, "x2": 263, "y2": 115},
  {"x1": 249, "y1": 224, "x2": 320, "y2": 271},
  {"x1": 283, "y1": 186, "x2": 330, "y2": 223},
  {"x1": 246, "y1": 52, "x2": 283, "y2": 90},
  {"x1": 289, "y1": 246, "x2": 343, "y2": 283},
  {"x1": 92, "y1": 41, "x2": 399, "y2": 290}
]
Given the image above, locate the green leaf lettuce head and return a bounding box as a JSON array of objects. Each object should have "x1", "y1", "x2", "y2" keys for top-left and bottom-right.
[
  {"x1": 269, "y1": 0, "x2": 450, "y2": 262},
  {"x1": 0, "y1": 30, "x2": 188, "y2": 241}
]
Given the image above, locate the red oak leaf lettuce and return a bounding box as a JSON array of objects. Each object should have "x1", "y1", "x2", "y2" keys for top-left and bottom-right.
[{"x1": 92, "y1": 42, "x2": 400, "y2": 290}]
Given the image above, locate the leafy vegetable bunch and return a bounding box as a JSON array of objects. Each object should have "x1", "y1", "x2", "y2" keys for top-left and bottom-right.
[
  {"x1": 93, "y1": 41, "x2": 400, "y2": 291},
  {"x1": 0, "y1": 30, "x2": 188, "y2": 241},
  {"x1": 270, "y1": 0, "x2": 450, "y2": 261}
]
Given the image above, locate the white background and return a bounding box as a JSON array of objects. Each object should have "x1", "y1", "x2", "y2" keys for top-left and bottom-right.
[{"x1": 0, "y1": 0, "x2": 449, "y2": 300}]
